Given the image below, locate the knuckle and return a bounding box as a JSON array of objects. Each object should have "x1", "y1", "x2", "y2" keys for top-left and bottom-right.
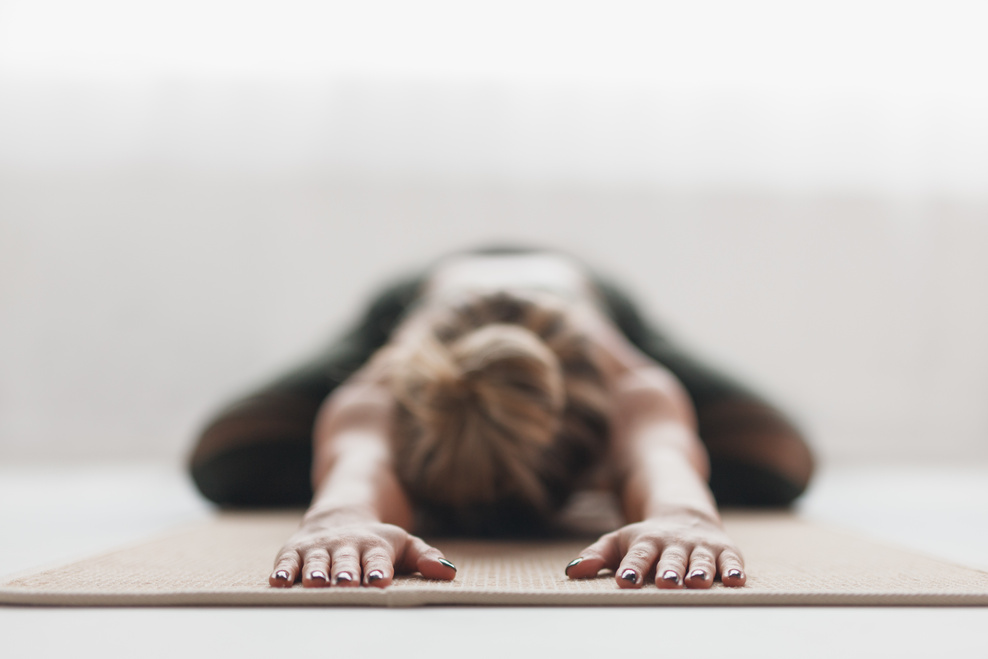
[
  {"x1": 276, "y1": 557, "x2": 299, "y2": 570},
  {"x1": 725, "y1": 547, "x2": 744, "y2": 560},
  {"x1": 278, "y1": 544, "x2": 304, "y2": 558},
  {"x1": 332, "y1": 549, "x2": 360, "y2": 563},
  {"x1": 718, "y1": 548, "x2": 742, "y2": 563},
  {"x1": 276, "y1": 548, "x2": 299, "y2": 562},
  {"x1": 625, "y1": 547, "x2": 654, "y2": 563},
  {"x1": 373, "y1": 531, "x2": 400, "y2": 546},
  {"x1": 363, "y1": 547, "x2": 394, "y2": 563},
  {"x1": 660, "y1": 546, "x2": 689, "y2": 562}
]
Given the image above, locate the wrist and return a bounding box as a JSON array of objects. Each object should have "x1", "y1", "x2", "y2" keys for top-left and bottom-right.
[
  {"x1": 302, "y1": 504, "x2": 380, "y2": 527},
  {"x1": 643, "y1": 504, "x2": 722, "y2": 527}
]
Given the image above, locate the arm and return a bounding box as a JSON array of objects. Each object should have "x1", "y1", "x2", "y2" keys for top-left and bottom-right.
[
  {"x1": 593, "y1": 277, "x2": 813, "y2": 505},
  {"x1": 564, "y1": 313, "x2": 747, "y2": 588},
  {"x1": 269, "y1": 362, "x2": 456, "y2": 588},
  {"x1": 307, "y1": 376, "x2": 412, "y2": 528}
]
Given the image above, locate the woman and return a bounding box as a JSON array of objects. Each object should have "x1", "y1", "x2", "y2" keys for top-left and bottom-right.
[{"x1": 189, "y1": 246, "x2": 814, "y2": 589}]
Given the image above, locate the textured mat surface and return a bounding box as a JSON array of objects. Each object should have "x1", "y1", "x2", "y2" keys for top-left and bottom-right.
[{"x1": 3, "y1": 511, "x2": 988, "y2": 606}]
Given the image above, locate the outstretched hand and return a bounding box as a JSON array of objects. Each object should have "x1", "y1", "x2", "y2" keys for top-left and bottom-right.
[
  {"x1": 565, "y1": 511, "x2": 746, "y2": 589},
  {"x1": 269, "y1": 514, "x2": 456, "y2": 588}
]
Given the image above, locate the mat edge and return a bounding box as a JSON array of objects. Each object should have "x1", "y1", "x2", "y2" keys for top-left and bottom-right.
[{"x1": 3, "y1": 588, "x2": 988, "y2": 608}]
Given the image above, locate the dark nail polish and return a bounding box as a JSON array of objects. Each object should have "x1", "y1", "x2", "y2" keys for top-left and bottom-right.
[
  {"x1": 438, "y1": 558, "x2": 457, "y2": 572},
  {"x1": 309, "y1": 570, "x2": 327, "y2": 582},
  {"x1": 367, "y1": 570, "x2": 385, "y2": 583},
  {"x1": 565, "y1": 558, "x2": 583, "y2": 575},
  {"x1": 335, "y1": 572, "x2": 353, "y2": 584},
  {"x1": 662, "y1": 570, "x2": 681, "y2": 585},
  {"x1": 620, "y1": 569, "x2": 639, "y2": 585},
  {"x1": 726, "y1": 569, "x2": 743, "y2": 579},
  {"x1": 274, "y1": 570, "x2": 290, "y2": 581},
  {"x1": 689, "y1": 569, "x2": 708, "y2": 581}
]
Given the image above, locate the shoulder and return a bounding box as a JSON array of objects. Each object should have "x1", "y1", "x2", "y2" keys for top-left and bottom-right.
[{"x1": 572, "y1": 303, "x2": 694, "y2": 419}]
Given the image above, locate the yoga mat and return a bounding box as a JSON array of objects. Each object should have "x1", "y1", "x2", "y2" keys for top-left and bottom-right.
[{"x1": 3, "y1": 510, "x2": 988, "y2": 607}]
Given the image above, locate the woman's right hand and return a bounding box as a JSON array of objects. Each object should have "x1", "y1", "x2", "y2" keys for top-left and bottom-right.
[{"x1": 268, "y1": 511, "x2": 457, "y2": 588}]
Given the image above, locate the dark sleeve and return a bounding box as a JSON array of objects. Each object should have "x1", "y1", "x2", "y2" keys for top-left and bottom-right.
[
  {"x1": 592, "y1": 277, "x2": 761, "y2": 409},
  {"x1": 593, "y1": 277, "x2": 815, "y2": 506},
  {"x1": 187, "y1": 273, "x2": 427, "y2": 507}
]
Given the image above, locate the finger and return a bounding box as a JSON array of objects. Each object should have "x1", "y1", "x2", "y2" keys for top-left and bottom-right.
[
  {"x1": 270, "y1": 549, "x2": 302, "y2": 588},
  {"x1": 614, "y1": 540, "x2": 661, "y2": 589},
  {"x1": 566, "y1": 532, "x2": 622, "y2": 580},
  {"x1": 301, "y1": 548, "x2": 331, "y2": 588},
  {"x1": 654, "y1": 544, "x2": 689, "y2": 589},
  {"x1": 684, "y1": 547, "x2": 717, "y2": 589},
  {"x1": 717, "y1": 548, "x2": 747, "y2": 588},
  {"x1": 361, "y1": 545, "x2": 396, "y2": 588},
  {"x1": 331, "y1": 547, "x2": 362, "y2": 587},
  {"x1": 400, "y1": 535, "x2": 456, "y2": 581}
]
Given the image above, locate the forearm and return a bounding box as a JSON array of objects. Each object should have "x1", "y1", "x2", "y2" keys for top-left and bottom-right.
[
  {"x1": 620, "y1": 422, "x2": 718, "y2": 523},
  {"x1": 609, "y1": 367, "x2": 719, "y2": 524},
  {"x1": 306, "y1": 430, "x2": 413, "y2": 529},
  {"x1": 306, "y1": 378, "x2": 413, "y2": 529}
]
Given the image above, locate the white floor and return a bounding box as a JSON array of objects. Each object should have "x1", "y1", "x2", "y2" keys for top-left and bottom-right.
[{"x1": 1, "y1": 462, "x2": 987, "y2": 659}]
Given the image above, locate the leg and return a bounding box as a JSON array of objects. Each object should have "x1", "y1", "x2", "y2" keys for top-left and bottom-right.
[
  {"x1": 697, "y1": 397, "x2": 814, "y2": 506},
  {"x1": 188, "y1": 275, "x2": 426, "y2": 507},
  {"x1": 189, "y1": 389, "x2": 325, "y2": 507},
  {"x1": 594, "y1": 277, "x2": 815, "y2": 506}
]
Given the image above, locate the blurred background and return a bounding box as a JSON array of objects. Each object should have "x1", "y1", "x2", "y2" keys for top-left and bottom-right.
[{"x1": 1, "y1": 0, "x2": 986, "y2": 466}]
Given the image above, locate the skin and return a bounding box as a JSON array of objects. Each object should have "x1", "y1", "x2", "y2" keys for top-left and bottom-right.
[{"x1": 270, "y1": 254, "x2": 746, "y2": 589}]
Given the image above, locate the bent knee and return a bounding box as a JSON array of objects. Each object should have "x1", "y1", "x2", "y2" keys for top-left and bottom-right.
[
  {"x1": 191, "y1": 440, "x2": 313, "y2": 507},
  {"x1": 188, "y1": 393, "x2": 322, "y2": 507},
  {"x1": 708, "y1": 457, "x2": 811, "y2": 507}
]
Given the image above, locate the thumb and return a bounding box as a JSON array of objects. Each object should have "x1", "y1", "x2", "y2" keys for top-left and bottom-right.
[
  {"x1": 400, "y1": 535, "x2": 457, "y2": 581},
  {"x1": 566, "y1": 531, "x2": 622, "y2": 579}
]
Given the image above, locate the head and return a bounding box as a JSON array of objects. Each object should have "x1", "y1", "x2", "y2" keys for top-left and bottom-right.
[{"x1": 385, "y1": 291, "x2": 611, "y2": 534}]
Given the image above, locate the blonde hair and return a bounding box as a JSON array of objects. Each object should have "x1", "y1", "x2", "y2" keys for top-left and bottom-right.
[{"x1": 387, "y1": 291, "x2": 611, "y2": 533}]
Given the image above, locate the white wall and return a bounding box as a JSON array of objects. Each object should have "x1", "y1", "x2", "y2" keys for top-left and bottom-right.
[{"x1": 2, "y1": 1, "x2": 987, "y2": 464}]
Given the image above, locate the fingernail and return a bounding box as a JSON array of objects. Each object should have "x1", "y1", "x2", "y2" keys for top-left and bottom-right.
[
  {"x1": 620, "y1": 569, "x2": 639, "y2": 585},
  {"x1": 689, "y1": 569, "x2": 708, "y2": 581},
  {"x1": 274, "y1": 570, "x2": 290, "y2": 581},
  {"x1": 367, "y1": 570, "x2": 385, "y2": 583},
  {"x1": 662, "y1": 570, "x2": 681, "y2": 585},
  {"x1": 335, "y1": 572, "x2": 353, "y2": 584},
  {"x1": 565, "y1": 558, "x2": 583, "y2": 576},
  {"x1": 438, "y1": 558, "x2": 457, "y2": 572},
  {"x1": 726, "y1": 569, "x2": 744, "y2": 579},
  {"x1": 309, "y1": 570, "x2": 327, "y2": 582}
]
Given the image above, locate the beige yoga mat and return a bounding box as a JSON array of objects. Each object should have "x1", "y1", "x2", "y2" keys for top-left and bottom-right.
[{"x1": 3, "y1": 509, "x2": 988, "y2": 607}]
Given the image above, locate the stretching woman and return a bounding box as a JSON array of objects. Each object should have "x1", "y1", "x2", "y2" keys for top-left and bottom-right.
[{"x1": 189, "y1": 246, "x2": 814, "y2": 589}]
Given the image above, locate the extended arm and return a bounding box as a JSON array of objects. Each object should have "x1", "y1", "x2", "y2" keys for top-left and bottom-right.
[
  {"x1": 563, "y1": 308, "x2": 747, "y2": 588},
  {"x1": 269, "y1": 362, "x2": 456, "y2": 588},
  {"x1": 612, "y1": 366, "x2": 714, "y2": 521}
]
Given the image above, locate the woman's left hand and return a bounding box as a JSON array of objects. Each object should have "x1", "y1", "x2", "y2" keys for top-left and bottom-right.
[{"x1": 564, "y1": 511, "x2": 746, "y2": 589}]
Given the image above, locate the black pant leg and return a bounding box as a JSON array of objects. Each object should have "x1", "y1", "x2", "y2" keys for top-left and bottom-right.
[
  {"x1": 188, "y1": 274, "x2": 426, "y2": 507},
  {"x1": 593, "y1": 277, "x2": 815, "y2": 506}
]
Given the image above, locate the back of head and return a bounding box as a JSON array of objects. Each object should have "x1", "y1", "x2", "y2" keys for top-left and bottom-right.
[{"x1": 387, "y1": 292, "x2": 611, "y2": 534}]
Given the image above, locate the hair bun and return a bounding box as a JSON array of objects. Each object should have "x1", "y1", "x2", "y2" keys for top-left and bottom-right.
[
  {"x1": 388, "y1": 291, "x2": 611, "y2": 528},
  {"x1": 449, "y1": 324, "x2": 565, "y2": 441}
]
